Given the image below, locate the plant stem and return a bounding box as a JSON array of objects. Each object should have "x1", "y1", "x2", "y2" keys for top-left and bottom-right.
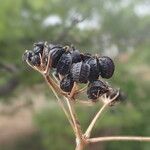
[
  {"x1": 45, "y1": 74, "x2": 85, "y2": 149},
  {"x1": 77, "y1": 99, "x2": 95, "y2": 106},
  {"x1": 65, "y1": 97, "x2": 83, "y2": 140},
  {"x1": 87, "y1": 136, "x2": 150, "y2": 143},
  {"x1": 84, "y1": 102, "x2": 109, "y2": 138},
  {"x1": 44, "y1": 75, "x2": 75, "y2": 132},
  {"x1": 84, "y1": 93, "x2": 119, "y2": 138},
  {"x1": 76, "y1": 85, "x2": 87, "y2": 94},
  {"x1": 44, "y1": 75, "x2": 67, "y2": 96},
  {"x1": 75, "y1": 142, "x2": 85, "y2": 150}
]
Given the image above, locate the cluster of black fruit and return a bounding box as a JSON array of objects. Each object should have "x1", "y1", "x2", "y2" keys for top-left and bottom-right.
[{"x1": 23, "y1": 41, "x2": 120, "y2": 101}]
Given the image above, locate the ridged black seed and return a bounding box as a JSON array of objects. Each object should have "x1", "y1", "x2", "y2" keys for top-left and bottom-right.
[
  {"x1": 98, "y1": 56, "x2": 115, "y2": 79},
  {"x1": 30, "y1": 55, "x2": 41, "y2": 66},
  {"x1": 56, "y1": 53, "x2": 72, "y2": 76},
  {"x1": 50, "y1": 47, "x2": 65, "y2": 68},
  {"x1": 80, "y1": 63, "x2": 90, "y2": 83},
  {"x1": 80, "y1": 53, "x2": 92, "y2": 62},
  {"x1": 86, "y1": 58, "x2": 100, "y2": 82},
  {"x1": 71, "y1": 50, "x2": 82, "y2": 63},
  {"x1": 87, "y1": 80, "x2": 109, "y2": 100},
  {"x1": 71, "y1": 62, "x2": 90, "y2": 84},
  {"x1": 22, "y1": 50, "x2": 34, "y2": 62},
  {"x1": 33, "y1": 42, "x2": 45, "y2": 55},
  {"x1": 71, "y1": 62, "x2": 82, "y2": 82},
  {"x1": 60, "y1": 74, "x2": 74, "y2": 92}
]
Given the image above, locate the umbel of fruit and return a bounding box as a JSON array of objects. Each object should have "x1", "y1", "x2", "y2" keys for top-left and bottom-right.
[{"x1": 22, "y1": 41, "x2": 117, "y2": 101}]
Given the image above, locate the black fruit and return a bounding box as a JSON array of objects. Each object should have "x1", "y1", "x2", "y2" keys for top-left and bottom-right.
[
  {"x1": 71, "y1": 62, "x2": 90, "y2": 84},
  {"x1": 22, "y1": 50, "x2": 34, "y2": 62},
  {"x1": 56, "y1": 52, "x2": 72, "y2": 76},
  {"x1": 49, "y1": 47, "x2": 65, "y2": 68},
  {"x1": 71, "y1": 50, "x2": 82, "y2": 63},
  {"x1": 44, "y1": 44, "x2": 63, "y2": 64},
  {"x1": 33, "y1": 41, "x2": 45, "y2": 55},
  {"x1": 86, "y1": 57, "x2": 100, "y2": 82},
  {"x1": 60, "y1": 74, "x2": 74, "y2": 92},
  {"x1": 30, "y1": 55, "x2": 41, "y2": 66},
  {"x1": 87, "y1": 80, "x2": 109, "y2": 100},
  {"x1": 98, "y1": 56, "x2": 115, "y2": 79}
]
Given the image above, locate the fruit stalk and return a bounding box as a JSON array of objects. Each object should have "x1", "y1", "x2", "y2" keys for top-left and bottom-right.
[
  {"x1": 44, "y1": 75, "x2": 75, "y2": 132},
  {"x1": 87, "y1": 136, "x2": 150, "y2": 143},
  {"x1": 84, "y1": 102, "x2": 109, "y2": 138}
]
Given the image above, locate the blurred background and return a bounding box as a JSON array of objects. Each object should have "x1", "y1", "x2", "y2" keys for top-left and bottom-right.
[{"x1": 0, "y1": 0, "x2": 150, "y2": 150}]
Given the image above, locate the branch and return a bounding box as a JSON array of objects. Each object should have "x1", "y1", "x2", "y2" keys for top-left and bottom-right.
[
  {"x1": 52, "y1": 73, "x2": 84, "y2": 144},
  {"x1": 44, "y1": 75, "x2": 75, "y2": 132},
  {"x1": 75, "y1": 85, "x2": 87, "y2": 95},
  {"x1": 44, "y1": 75, "x2": 67, "y2": 96},
  {"x1": 87, "y1": 136, "x2": 150, "y2": 143},
  {"x1": 84, "y1": 93, "x2": 119, "y2": 138},
  {"x1": 84, "y1": 102, "x2": 109, "y2": 138},
  {"x1": 46, "y1": 73, "x2": 84, "y2": 147},
  {"x1": 77, "y1": 100, "x2": 95, "y2": 106},
  {"x1": 64, "y1": 97, "x2": 83, "y2": 140}
]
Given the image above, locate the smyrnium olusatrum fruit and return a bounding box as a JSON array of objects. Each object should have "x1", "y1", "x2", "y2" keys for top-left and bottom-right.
[
  {"x1": 87, "y1": 80, "x2": 109, "y2": 100},
  {"x1": 60, "y1": 74, "x2": 74, "y2": 92},
  {"x1": 71, "y1": 61, "x2": 90, "y2": 84},
  {"x1": 22, "y1": 42, "x2": 118, "y2": 103},
  {"x1": 85, "y1": 57, "x2": 100, "y2": 82},
  {"x1": 49, "y1": 47, "x2": 65, "y2": 68},
  {"x1": 56, "y1": 52, "x2": 72, "y2": 76},
  {"x1": 98, "y1": 56, "x2": 115, "y2": 79}
]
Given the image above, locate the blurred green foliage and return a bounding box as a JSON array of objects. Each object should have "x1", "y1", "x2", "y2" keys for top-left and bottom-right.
[{"x1": 0, "y1": 0, "x2": 150, "y2": 150}]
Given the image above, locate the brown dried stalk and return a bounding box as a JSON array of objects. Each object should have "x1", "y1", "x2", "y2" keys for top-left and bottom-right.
[
  {"x1": 84, "y1": 92, "x2": 119, "y2": 138},
  {"x1": 87, "y1": 136, "x2": 150, "y2": 143},
  {"x1": 26, "y1": 59, "x2": 150, "y2": 150}
]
